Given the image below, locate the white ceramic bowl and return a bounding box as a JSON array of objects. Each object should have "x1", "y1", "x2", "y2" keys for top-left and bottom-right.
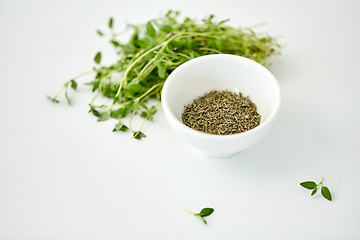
[{"x1": 161, "y1": 54, "x2": 281, "y2": 158}]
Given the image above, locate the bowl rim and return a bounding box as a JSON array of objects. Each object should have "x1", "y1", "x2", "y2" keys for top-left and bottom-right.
[{"x1": 161, "y1": 54, "x2": 281, "y2": 139}]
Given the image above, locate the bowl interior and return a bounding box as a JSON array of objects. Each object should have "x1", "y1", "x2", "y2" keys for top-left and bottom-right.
[{"x1": 163, "y1": 54, "x2": 280, "y2": 127}]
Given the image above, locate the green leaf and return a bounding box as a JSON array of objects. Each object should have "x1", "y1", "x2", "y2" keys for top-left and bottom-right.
[
  {"x1": 300, "y1": 181, "x2": 317, "y2": 190},
  {"x1": 109, "y1": 17, "x2": 113, "y2": 29},
  {"x1": 47, "y1": 95, "x2": 59, "y2": 103},
  {"x1": 219, "y1": 19, "x2": 230, "y2": 25},
  {"x1": 92, "y1": 81, "x2": 100, "y2": 92},
  {"x1": 215, "y1": 38, "x2": 223, "y2": 51},
  {"x1": 119, "y1": 125, "x2": 129, "y2": 131},
  {"x1": 160, "y1": 24, "x2": 173, "y2": 33},
  {"x1": 111, "y1": 40, "x2": 120, "y2": 47},
  {"x1": 129, "y1": 77, "x2": 140, "y2": 85},
  {"x1": 112, "y1": 123, "x2": 129, "y2": 132},
  {"x1": 149, "y1": 106, "x2": 157, "y2": 115},
  {"x1": 97, "y1": 111, "x2": 110, "y2": 122},
  {"x1": 311, "y1": 188, "x2": 318, "y2": 196},
  {"x1": 111, "y1": 107, "x2": 127, "y2": 119},
  {"x1": 94, "y1": 52, "x2": 101, "y2": 64},
  {"x1": 198, "y1": 208, "x2": 214, "y2": 217},
  {"x1": 186, "y1": 36, "x2": 192, "y2": 49},
  {"x1": 165, "y1": 48, "x2": 178, "y2": 59},
  {"x1": 140, "y1": 111, "x2": 147, "y2": 118},
  {"x1": 96, "y1": 30, "x2": 103, "y2": 36},
  {"x1": 133, "y1": 131, "x2": 146, "y2": 140},
  {"x1": 90, "y1": 108, "x2": 101, "y2": 117},
  {"x1": 70, "y1": 79, "x2": 77, "y2": 90},
  {"x1": 128, "y1": 84, "x2": 146, "y2": 96},
  {"x1": 321, "y1": 186, "x2": 332, "y2": 201},
  {"x1": 146, "y1": 21, "x2": 156, "y2": 37},
  {"x1": 155, "y1": 61, "x2": 166, "y2": 78}
]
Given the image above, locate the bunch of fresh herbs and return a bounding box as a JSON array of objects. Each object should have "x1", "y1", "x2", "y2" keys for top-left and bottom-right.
[{"x1": 48, "y1": 10, "x2": 281, "y2": 139}]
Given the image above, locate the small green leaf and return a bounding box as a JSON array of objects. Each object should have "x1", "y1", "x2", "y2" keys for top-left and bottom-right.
[
  {"x1": 94, "y1": 52, "x2": 101, "y2": 64},
  {"x1": 219, "y1": 19, "x2": 230, "y2": 25},
  {"x1": 133, "y1": 131, "x2": 146, "y2": 140},
  {"x1": 92, "y1": 81, "x2": 100, "y2": 92},
  {"x1": 97, "y1": 111, "x2": 110, "y2": 122},
  {"x1": 149, "y1": 106, "x2": 157, "y2": 115},
  {"x1": 109, "y1": 17, "x2": 113, "y2": 29},
  {"x1": 96, "y1": 30, "x2": 103, "y2": 36},
  {"x1": 129, "y1": 77, "x2": 140, "y2": 85},
  {"x1": 90, "y1": 108, "x2": 101, "y2": 117},
  {"x1": 160, "y1": 24, "x2": 173, "y2": 33},
  {"x1": 165, "y1": 48, "x2": 178, "y2": 59},
  {"x1": 111, "y1": 40, "x2": 120, "y2": 47},
  {"x1": 140, "y1": 111, "x2": 147, "y2": 118},
  {"x1": 70, "y1": 79, "x2": 77, "y2": 90},
  {"x1": 128, "y1": 84, "x2": 146, "y2": 96},
  {"x1": 311, "y1": 188, "x2": 318, "y2": 196},
  {"x1": 47, "y1": 95, "x2": 59, "y2": 103},
  {"x1": 199, "y1": 208, "x2": 214, "y2": 217},
  {"x1": 321, "y1": 186, "x2": 332, "y2": 201},
  {"x1": 215, "y1": 38, "x2": 223, "y2": 51},
  {"x1": 112, "y1": 123, "x2": 129, "y2": 132},
  {"x1": 155, "y1": 61, "x2": 166, "y2": 78},
  {"x1": 146, "y1": 21, "x2": 156, "y2": 37},
  {"x1": 111, "y1": 107, "x2": 127, "y2": 119},
  {"x1": 300, "y1": 181, "x2": 317, "y2": 190},
  {"x1": 119, "y1": 125, "x2": 129, "y2": 131}
]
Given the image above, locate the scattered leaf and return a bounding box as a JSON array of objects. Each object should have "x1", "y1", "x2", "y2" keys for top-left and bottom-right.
[
  {"x1": 321, "y1": 186, "x2": 332, "y2": 201},
  {"x1": 109, "y1": 17, "x2": 113, "y2": 29},
  {"x1": 300, "y1": 181, "x2": 317, "y2": 190},
  {"x1": 94, "y1": 52, "x2": 101, "y2": 64},
  {"x1": 301, "y1": 178, "x2": 332, "y2": 201}
]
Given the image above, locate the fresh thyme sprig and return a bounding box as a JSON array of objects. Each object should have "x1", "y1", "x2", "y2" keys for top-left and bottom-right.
[
  {"x1": 48, "y1": 10, "x2": 281, "y2": 138},
  {"x1": 186, "y1": 207, "x2": 214, "y2": 225},
  {"x1": 300, "y1": 177, "x2": 332, "y2": 201}
]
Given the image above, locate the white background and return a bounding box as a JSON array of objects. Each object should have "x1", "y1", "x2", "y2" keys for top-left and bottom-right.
[{"x1": 1, "y1": 0, "x2": 360, "y2": 239}]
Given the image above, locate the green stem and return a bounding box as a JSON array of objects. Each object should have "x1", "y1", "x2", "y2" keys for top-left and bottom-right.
[
  {"x1": 53, "y1": 86, "x2": 65, "y2": 99},
  {"x1": 90, "y1": 91, "x2": 100, "y2": 105},
  {"x1": 198, "y1": 47, "x2": 223, "y2": 54},
  {"x1": 185, "y1": 209, "x2": 194, "y2": 215},
  {"x1": 137, "y1": 33, "x2": 178, "y2": 79},
  {"x1": 115, "y1": 44, "x2": 163, "y2": 99},
  {"x1": 134, "y1": 82, "x2": 164, "y2": 103},
  {"x1": 73, "y1": 70, "x2": 95, "y2": 80}
]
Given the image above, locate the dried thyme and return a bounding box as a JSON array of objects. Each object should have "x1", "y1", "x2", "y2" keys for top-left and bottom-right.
[{"x1": 182, "y1": 90, "x2": 261, "y2": 135}]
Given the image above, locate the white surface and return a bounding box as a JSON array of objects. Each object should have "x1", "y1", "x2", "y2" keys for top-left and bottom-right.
[
  {"x1": 162, "y1": 54, "x2": 281, "y2": 157},
  {"x1": 1, "y1": 0, "x2": 360, "y2": 239}
]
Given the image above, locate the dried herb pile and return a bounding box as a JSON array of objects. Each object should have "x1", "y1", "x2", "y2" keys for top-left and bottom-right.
[
  {"x1": 48, "y1": 10, "x2": 280, "y2": 138},
  {"x1": 182, "y1": 90, "x2": 261, "y2": 135}
]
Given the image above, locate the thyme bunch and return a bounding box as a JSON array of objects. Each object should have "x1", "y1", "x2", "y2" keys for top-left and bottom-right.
[{"x1": 48, "y1": 10, "x2": 281, "y2": 138}]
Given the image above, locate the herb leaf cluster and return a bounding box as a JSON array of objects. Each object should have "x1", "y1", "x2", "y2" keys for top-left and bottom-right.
[
  {"x1": 48, "y1": 10, "x2": 281, "y2": 138},
  {"x1": 300, "y1": 177, "x2": 332, "y2": 201}
]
